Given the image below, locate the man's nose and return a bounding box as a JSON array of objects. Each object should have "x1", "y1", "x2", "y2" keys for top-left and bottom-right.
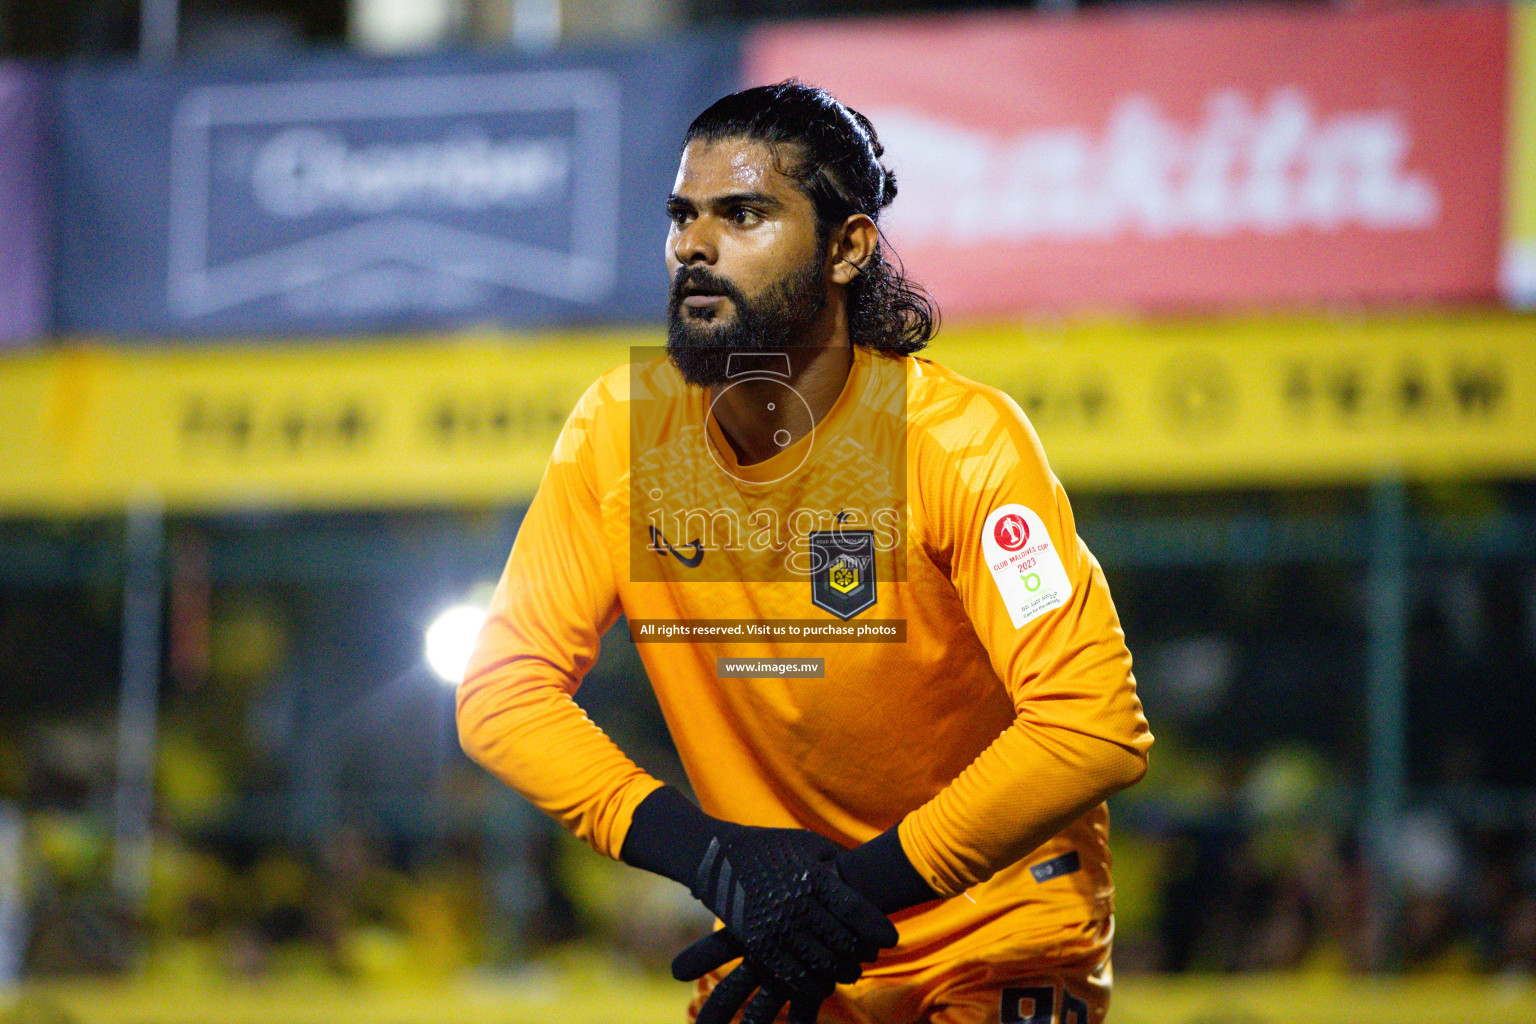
[{"x1": 672, "y1": 218, "x2": 717, "y2": 266}]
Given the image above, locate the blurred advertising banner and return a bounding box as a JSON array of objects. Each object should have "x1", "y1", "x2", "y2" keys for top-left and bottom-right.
[
  {"x1": 0, "y1": 64, "x2": 51, "y2": 345},
  {"x1": 935, "y1": 315, "x2": 1536, "y2": 490},
  {"x1": 1504, "y1": 1, "x2": 1536, "y2": 306},
  {"x1": 2, "y1": 315, "x2": 1534, "y2": 515},
  {"x1": 55, "y1": 38, "x2": 738, "y2": 338},
  {"x1": 0, "y1": 333, "x2": 633, "y2": 514},
  {"x1": 749, "y1": 5, "x2": 1507, "y2": 316}
]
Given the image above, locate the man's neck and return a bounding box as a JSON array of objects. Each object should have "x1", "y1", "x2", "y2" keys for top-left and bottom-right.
[{"x1": 708, "y1": 341, "x2": 854, "y2": 467}]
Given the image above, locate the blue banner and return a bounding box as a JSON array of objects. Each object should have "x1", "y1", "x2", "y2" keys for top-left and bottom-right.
[
  {"x1": 0, "y1": 64, "x2": 50, "y2": 345},
  {"x1": 57, "y1": 38, "x2": 740, "y2": 337}
]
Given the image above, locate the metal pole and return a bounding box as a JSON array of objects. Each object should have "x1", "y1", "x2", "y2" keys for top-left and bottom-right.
[
  {"x1": 112, "y1": 497, "x2": 166, "y2": 906},
  {"x1": 0, "y1": 802, "x2": 25, "y2": 983},
  {"x1": 1364, "y1": 477, "x2": 1408, "y2": 967},
  {"x1": 140, "y1": 0, "x2": 180, "y2": 64}
]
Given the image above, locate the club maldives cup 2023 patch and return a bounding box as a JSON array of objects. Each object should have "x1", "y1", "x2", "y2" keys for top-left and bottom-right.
[{"x1": 981, "y1": 505, "x2": 1072, "y2": 629}]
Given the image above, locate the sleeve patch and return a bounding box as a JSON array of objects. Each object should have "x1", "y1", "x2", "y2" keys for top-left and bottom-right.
[{"x1": 980, "y1": 504, "x2": 1072, "y2": 629}]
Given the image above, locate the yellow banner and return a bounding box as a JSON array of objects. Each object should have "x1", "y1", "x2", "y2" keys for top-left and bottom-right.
[
  {"x1": 938, "y1": 313, "x2": 1536, "y2": 490},
  {"x1": 1505, "y1": 1, "x2": 1536, "y2": 303},
  {"x1": 2, "y1": 314, "x2": 1534, "y2": 515},
  {"x1": 0, "y1": 333, "x2": 636, "y2": 516}
]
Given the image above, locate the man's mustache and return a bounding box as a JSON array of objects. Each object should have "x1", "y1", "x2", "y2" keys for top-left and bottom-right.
[{"x1": 670, "y1": 266, "x2": 747, "y2": 310}]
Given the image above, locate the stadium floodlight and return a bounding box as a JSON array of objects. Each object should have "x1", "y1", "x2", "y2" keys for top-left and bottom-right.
[{"x1": 424, "y1": 603, "x2": 489, "y2": 686}]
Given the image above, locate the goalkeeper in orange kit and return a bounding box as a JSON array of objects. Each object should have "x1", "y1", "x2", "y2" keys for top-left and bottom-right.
[{"x1": 457, "y1": 80, "x2": 1152, "y2": 1024}]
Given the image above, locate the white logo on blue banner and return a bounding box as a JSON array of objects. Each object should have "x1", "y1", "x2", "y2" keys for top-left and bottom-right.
[{"x1": 166, "y1": 69, "x2": 621, "y2": 318}]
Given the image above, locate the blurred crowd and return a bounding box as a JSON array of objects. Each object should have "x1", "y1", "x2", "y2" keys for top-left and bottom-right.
[
  {"x1": 3, "y1": 505, "x2": 1534, "y2": 985},
  {"x1": 3, "y1": 720, "x2": 1535, "y2": 985},
  {"x1": 0, "y1": 714, "x2": 708, "y2": 985},
  {"x1": 1108, "y1": 743, "x2": 1536, "y2": 976}
]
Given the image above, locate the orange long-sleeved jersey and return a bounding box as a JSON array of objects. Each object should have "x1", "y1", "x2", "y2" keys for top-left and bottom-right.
[{"x1": 458, "y1": 344, "x2": 1152, "y2": 960}]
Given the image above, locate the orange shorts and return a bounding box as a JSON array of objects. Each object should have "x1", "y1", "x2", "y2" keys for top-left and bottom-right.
[{"x1": 687, "y1": 919, "x2": 1113, "y2": 1024}]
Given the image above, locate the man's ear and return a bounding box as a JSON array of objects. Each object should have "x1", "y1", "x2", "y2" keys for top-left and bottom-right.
[{"x1": 828, "y1": 214, "x2": 878, "y2": 286}]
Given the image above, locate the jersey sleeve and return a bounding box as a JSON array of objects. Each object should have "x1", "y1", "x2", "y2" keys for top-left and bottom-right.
[
  {"x1": 897, "y1": 383, "x2": 1152, "y2": 897},
  {"x1": 455, "y1": 375, "x2": 664, "y2": 860}
]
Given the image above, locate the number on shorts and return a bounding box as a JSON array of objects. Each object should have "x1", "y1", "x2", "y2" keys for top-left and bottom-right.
[
  {"x1": 1000, "y1": 985, "x2": 1090, "y2": 1024},
  {"x1": 1001, "y1": 986, "x2": 1052, "y2": 1024}
]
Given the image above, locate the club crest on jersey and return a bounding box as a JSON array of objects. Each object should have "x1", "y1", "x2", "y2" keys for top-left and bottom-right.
[{"x1": 809, "y1": 530, "x2": 877, "y2": 620}]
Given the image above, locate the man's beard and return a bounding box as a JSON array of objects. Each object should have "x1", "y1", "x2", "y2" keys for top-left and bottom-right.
[{"x1": 665, "y1": 254, "x2": 826, "y2": 388}]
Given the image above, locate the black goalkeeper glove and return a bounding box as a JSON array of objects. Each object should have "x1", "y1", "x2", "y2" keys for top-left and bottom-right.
[
  {"x1": 671, "y1": 823, "x2": 942, "y2": 1024},
  {"x1": 619, "y1": 787, "x2": 900, "y2": 1003}
]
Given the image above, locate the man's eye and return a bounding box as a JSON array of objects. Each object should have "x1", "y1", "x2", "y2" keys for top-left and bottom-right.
[
  {"x1": 730, "y1": 208, "x2": 760, "y2": 225},
  {"x1": 668, "y1": 207, "x2": 692, "y2": 225}
]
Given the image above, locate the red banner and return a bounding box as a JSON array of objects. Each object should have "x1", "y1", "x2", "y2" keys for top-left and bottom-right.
[{"x1": 747, "y1": 5, "x2": 1507, "y2": 317}]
